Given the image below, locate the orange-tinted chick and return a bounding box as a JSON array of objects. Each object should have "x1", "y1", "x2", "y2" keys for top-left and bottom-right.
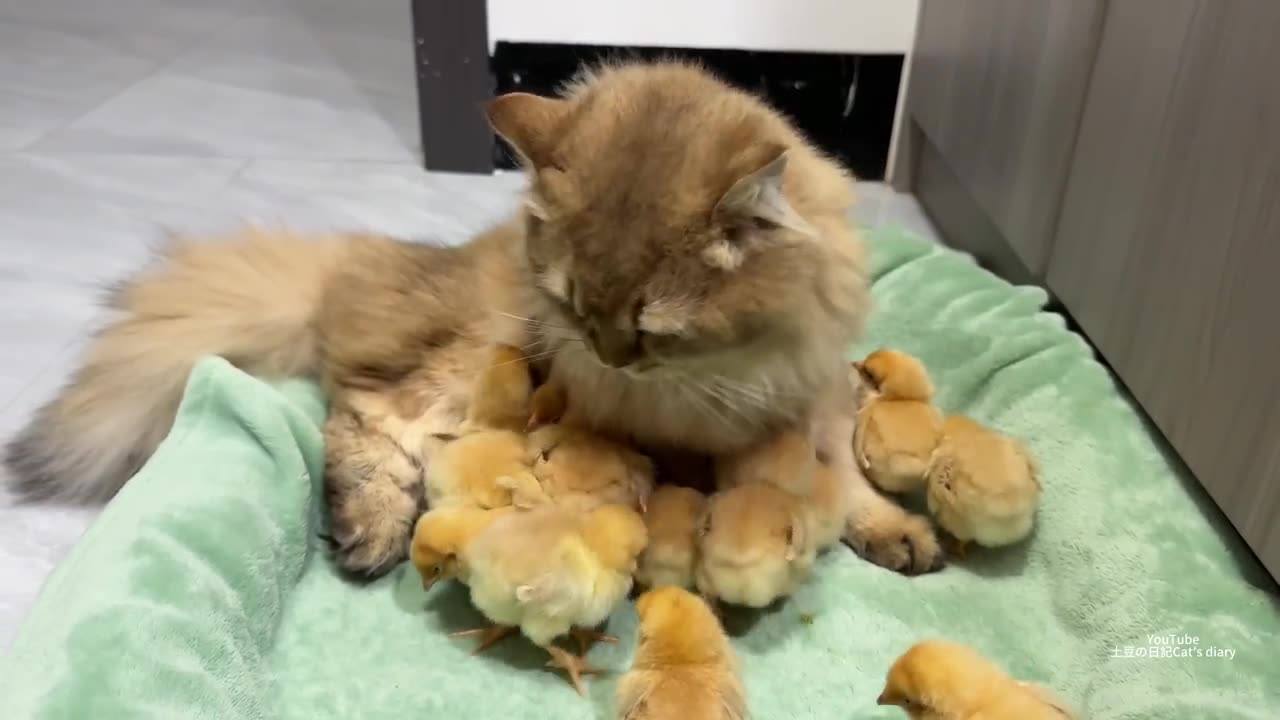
[
  {"x1": 926, "y1": 415, "x2": 1040, "y2": 558},
  {"x1": 853, "y1": 349, "x2": 944, "y2": 494},
  {"x1": 636, "y1": 485, "x2": 709, "y2": 589},
  {"x1": 616, "y1": 586, "x2": 746, "y2": 719},
  {"x1": 879, "y1": 640, "x2": 1074, "y2": 719}
]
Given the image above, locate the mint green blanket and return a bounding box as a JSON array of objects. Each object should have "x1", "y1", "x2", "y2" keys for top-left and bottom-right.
[{"x1": 4, "y1": 229, "x2": 1277, "y2": 719}]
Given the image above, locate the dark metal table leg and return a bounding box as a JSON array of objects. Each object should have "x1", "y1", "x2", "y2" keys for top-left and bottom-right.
[{"x1": 411, "y1": 0, "x2": 494, "y2": 173}]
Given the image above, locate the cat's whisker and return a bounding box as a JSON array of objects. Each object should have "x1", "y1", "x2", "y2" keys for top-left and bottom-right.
[
  {"x1": 486, "y1": 347, "x2": 562, "y2": 370},
  {"x1": 492, "y1": 310, "x2": 573, "y2": 332},
  {"x1": 681, "y1": 374, "x2": 759, "y2": 428},
  {"x1": 705, "y1": 376, "x2": 770, "y2": 412},
  {"x1": 676, "y1": 376, "x2": 734, "y2": 429}
]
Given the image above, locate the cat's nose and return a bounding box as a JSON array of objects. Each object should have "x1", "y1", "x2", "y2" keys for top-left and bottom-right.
[{"x1": 589, "y1": 325, "x2": 640, "y2": 368}]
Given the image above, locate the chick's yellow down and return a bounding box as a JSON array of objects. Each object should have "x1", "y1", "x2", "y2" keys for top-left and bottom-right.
[
  {"x1": 425, "y1": 343, "x2": 542, "y2": 509},
  {"x1": 636, "y1": 485, "x2": 709, "y2": 590},
  {"x1": 457, "y1": 504, "x2": 649, "y2": 695},
  {"x1": 696, "y1": 482, "x2": 815, "y2": 608},
  {"x1": 464, "y1": 343, "x2": 535, "y2": 433},
  {"x1": 926, "y1": 415, "x2": 1040, "y2": 556},
  {"x1": 716, "y1": 430, "x2": 848, "y2": 551},
  {"x1": 879, "y1": 640, "x2": 1074, "y2": 719},
  {"x1": 616, "y1": 587, "x2": 746, "y2": 720},
  {"x1": 411, "y1": 506, "x2": 512, "y2": 591},
  {"x1": 853, "y1": 349, "x2": 944, "y2": 494},
  {"x1": 425, "y1": 429, "x2": 541, "y2": 509},
  {"x1": 525, "y1": 424, "x2": 655, "y2": 513},
  {"x1": 714, "y1": 429, "x2": 817, "y2": 495}
]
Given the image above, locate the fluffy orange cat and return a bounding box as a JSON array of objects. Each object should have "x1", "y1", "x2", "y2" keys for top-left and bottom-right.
[{"x1": 5, "y1": 61, "x2": 939, "y2": 576}]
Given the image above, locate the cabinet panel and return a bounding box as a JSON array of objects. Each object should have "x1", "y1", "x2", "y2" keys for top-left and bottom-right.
[
  {"x1": 1049, "y1": 0, "x2": 1280, "y2": 574},
  {"x1": 908, "y1": 0, "x2": 1104, "y2": 275}
]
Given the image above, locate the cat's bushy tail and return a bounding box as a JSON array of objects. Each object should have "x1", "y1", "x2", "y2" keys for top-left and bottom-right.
[{"x1": 4, "y1": 228, "x2": 349, "y2": 502}]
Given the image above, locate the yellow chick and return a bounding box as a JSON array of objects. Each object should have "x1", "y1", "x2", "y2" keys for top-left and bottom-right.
[
  {"x1": 425, "y1": 343, "x2": 543, "y2": 509},
  {"x1": 715, "y1": 430, "x2": 849, "y2": 552},
  {"x1": 455, "y1": 504, "x2": 649, "y2": 696},
  {"x1": 852, "y1": 349, "x2": 944, "y2": 494},
  {"x1": 878, "y1": 640, "x2": 1074, "y2": 719},
  {"x1": 616, "y1": 586, "x2": 747, "y2": 720},
  {"x1": 411, "y1": 505, "x2": 512, "y2": 593},
  {"x1": 463, "y1": 343, "x2": 535, "y2": 433},
  {"x1": 695, "y1": 482, "x2": 815, "y2": 608},
  {"x1": 926, "y1": 415, "x2": 1040, "y2": 558},
  {"x1": 425, "y1": 429, "x2": 542, "y2": 510},
  {"x1": 525, "y1": 423, "x2": 655, "y2": 513},
  {"x1": 808, "y1": 461, "x2": 853, "y2": 551},
  {"x1": 714, "y1": 429, "x2": 817, "y2": 495},
  {"x1": 528, "y1": 379, "x2": 568, "y2": 429},
  {"x1": 636, "y1": 485, "x2": 709, "y2": 590}
]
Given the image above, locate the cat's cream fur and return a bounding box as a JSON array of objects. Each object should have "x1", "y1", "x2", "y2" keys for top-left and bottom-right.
[{"x1": 4, "y1": 62, "x2": 941, "y2": 576}]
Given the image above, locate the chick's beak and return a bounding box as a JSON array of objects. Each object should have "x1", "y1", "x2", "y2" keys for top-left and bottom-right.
[
  {"x1": 876, "y1": 689, "x2": 893, "y2": 706},
  {"x1": 421, "y1": 575, "x2": 438, "y2": 592}
]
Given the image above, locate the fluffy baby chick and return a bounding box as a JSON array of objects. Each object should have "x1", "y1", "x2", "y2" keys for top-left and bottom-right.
[
  {"x1": 528, "y1": 379, "x2": 568, "y2": 429},
  {"x1": 926, "y1": 415, "x2": 1040, "y2": 557},
  {"x1": 456, "y1": 504, "x2": 649, "y2": 695},
  {"x1": 525, "y1": 423, "x2": 655, "y2": 513},
  {"x1": 425, "y1": 430, "x2": 542, "y2": 510},
  {"x1": 425, "y1": 344, "x2": 542, "y2": 509},
  {"x1": 714, "y1": 429, "x2": 817, "y2": 494},
  {"x1": 463, "y1": 343, "x2": 535, "y2": 433},
  {"x1": 411, "y1": 506, "x2": 512, "y2": 592},
  {"x1": 636, "y1": 485, "x2": 709, "y2": 590},
  {"x1": 616, "y1": 586, "x2": 746, "y2": 720},
  {"x1": 808, "y1": 461, "x2": 853, "y2": 550},
  {"x1": 716, "y1": 430, "x2": 849, "y2": 552},
  {"x1": 878, "y1": 640, "x2": 1074, "y2": 719},
  {"x1": 696, "y1": 482, "x2": 815, "y2": 608},
  {"x1": 852, "y1": 349, "x2": 944, "y2": 494}
]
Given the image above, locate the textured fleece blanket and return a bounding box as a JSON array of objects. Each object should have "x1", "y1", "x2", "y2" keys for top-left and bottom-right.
[{"x1": 3, "y1": 228, "x2": 1278, "y2": 720}]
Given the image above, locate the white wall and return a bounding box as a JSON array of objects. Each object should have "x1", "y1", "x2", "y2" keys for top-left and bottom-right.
[{"x1": 487, "y1": 0, "x2": 919, "y2": 55}]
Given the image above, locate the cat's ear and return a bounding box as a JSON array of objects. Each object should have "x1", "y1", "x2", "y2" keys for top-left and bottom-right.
[
  {"x1": 715, "y1": 148, "x2": 815, "y2": 238},
  {"x1": 485, "y1": 93, "x2": 570, "y2": 169}
]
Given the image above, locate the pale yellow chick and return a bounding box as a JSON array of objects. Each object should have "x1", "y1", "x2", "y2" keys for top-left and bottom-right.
[
  {"x1": 926, "y1": 415, "x2": 1040, "y2": 557},
  {"x1": 525, "y1": 423, "x2": 655, "y2": 513},
  {"x1": 715, "y1": 430, "x2": 849, "y2": 551},
  {"x1": 425, "y1": 344, "x2": 542, "y2": 509},
  {"x1": 616, "y1": 586, "x2": 746, "y2": 720},
  {"x1": 410, "y1": 506, "x2": 512, "y2": 593},
  {"x1": 636, "y1": 485, "x2": 709, "y2": 590},
  {"x1": 853, "y1": 349, "x2": 944, "y2": 494},
  {"x1": 878, "y1": 640, "x2": 1074, "y2": 719},
  {"x1": 695, "y1": 482, "x2": 815, "y2": 608},
  {"x1": 456, "y1": 504, "x2": 649, "y2": 695}
]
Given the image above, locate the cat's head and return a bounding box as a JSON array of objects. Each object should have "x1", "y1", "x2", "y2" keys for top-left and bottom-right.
[{"x1": 487, "y1": 62, "x2": 864, "y2": 375}]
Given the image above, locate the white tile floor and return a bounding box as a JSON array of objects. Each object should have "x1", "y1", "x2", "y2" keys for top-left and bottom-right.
[{"x1": 0, "y1": 0, "x2": 940, "y2": 649}]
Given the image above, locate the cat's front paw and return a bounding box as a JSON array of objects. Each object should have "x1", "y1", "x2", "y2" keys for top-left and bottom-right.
[
  {"x1": 323, "y1": 444, "x2": 424, "y2": 578},
  {"x1": 845, "y1": 511, "x2": 944, "y2": 576},
  {"x1": 325, "y1": 475, "x2": 419, "y2": 577}
]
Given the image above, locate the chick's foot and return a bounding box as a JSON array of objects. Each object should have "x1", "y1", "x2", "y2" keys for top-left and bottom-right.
[
  {"x1": 570, "y1": 627, "x2": 618, "y2": 655},
  {"x1": 545, "y1": 645, "x2": 602, "y2": 697},
  {"x1": 450, "y1": 625, "x2": 516, "y2": 655}
]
